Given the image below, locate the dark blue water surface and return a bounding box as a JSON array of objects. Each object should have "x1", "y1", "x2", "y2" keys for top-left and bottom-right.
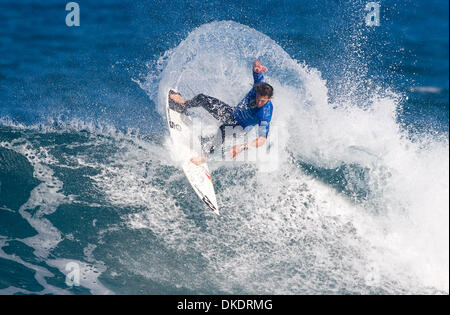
[
  {"x1": 0, "y1": 0, "x2": 448, "y2": 295},
  {"x1": 1, "y1": 0, "x2": 448, "y2": 132}
]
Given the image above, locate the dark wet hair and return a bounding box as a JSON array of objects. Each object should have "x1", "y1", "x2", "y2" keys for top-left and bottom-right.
[{"x1": 255, "y1": 83, "x2": 273, "y2": 98}]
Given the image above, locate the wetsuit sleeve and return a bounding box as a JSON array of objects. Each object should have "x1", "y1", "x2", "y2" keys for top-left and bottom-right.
[
  {"x1": 257, "y1": 102, "x2": 273, "y2": 138},
  {"x1": 253, "y1": 71, "x2": 265, "y2": 84}
]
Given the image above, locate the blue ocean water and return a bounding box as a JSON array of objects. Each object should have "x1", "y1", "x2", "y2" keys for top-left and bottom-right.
[{"x1": 0, "y1": 0, "x2": 448, "y2": 294}]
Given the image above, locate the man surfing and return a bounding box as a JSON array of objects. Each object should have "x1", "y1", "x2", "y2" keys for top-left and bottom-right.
[{"x1": 169, "y1": 60, "x2": 274, "y2": 165}]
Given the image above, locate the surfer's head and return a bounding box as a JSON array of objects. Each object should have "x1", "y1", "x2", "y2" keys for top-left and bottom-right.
[{"x1": 255, "y1": 83, "x2": 273, "y2": 108}]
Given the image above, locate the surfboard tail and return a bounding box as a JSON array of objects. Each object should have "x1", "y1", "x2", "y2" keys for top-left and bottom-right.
[{"x1": 202, "y1": 195, "x2": 220, "y2": 215}]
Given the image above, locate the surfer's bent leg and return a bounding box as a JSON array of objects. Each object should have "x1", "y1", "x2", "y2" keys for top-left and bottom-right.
[
  {"x1": 186, "y1": 94, "x2": 239, "y2": 158},
  {"x1": 206, "y1": 122, "x2": 239, "y2": 156},
  {"x1": 185, "y1": 94, "x2": 236, "y2": 124}
]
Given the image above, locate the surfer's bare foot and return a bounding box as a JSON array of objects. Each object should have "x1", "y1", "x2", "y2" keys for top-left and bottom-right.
[
  {"x1": 169, "y1": 93, "x2": 186, "y2": 105},
  {"x1": 190, "y1": 155, "x2": 206, "y2": 166}
]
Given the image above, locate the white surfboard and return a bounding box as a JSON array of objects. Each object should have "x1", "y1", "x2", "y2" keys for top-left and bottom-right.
[{"x1": 166, "y1": 89, "x2": 220, "y2": 215}]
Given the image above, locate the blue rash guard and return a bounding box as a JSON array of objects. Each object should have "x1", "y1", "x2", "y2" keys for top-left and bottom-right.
[{"x1": 232, "y1": 71, "x2": 273, "y2": 138}]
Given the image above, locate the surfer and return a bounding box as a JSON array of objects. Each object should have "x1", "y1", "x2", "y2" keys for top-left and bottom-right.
[{"x1": 169, "y1": 60, "x2": 273, "y2": 165}]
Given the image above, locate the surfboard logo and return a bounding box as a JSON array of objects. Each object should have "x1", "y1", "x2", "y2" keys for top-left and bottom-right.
[
  {"x1": 205, "y1": 171, "x2": 213, "y2": 183},
  {"x1": 169, "y1": 121, "x2": 182, "y2": 131}
]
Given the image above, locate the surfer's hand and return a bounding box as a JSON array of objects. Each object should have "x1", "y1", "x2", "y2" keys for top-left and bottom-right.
[
  {"x1": 253, "y1": 60, "x2": 267, "y2": 73},
  {"x1": 229, "y1": 145, "x2": 243, "y2": 158}
]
